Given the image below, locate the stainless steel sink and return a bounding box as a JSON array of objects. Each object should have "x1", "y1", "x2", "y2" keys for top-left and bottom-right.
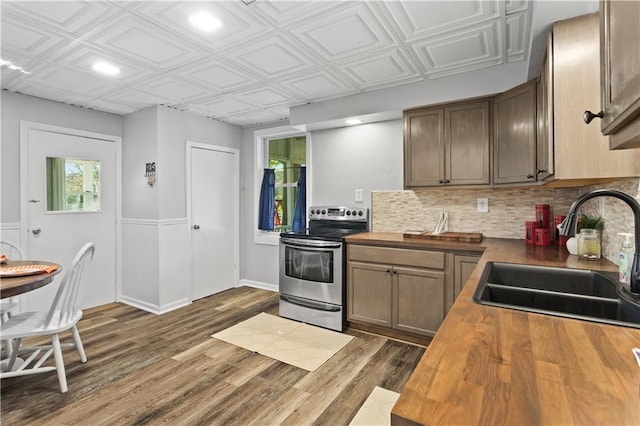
[{"x1": 472, "y1": 262, "x2": 640, "y2": 328}]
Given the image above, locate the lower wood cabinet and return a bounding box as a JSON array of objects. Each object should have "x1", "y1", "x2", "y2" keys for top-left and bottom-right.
[
  {"x1": 452, "y1": 254, "x2": 481, "y2": 300},
  {"x1": 347, "y1": 245, "x2": 448, "y2": 338}
]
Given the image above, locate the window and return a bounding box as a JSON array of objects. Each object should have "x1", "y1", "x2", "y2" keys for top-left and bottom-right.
[
  {"x1": 46, "y1": 157, "x2": 101, "y2": 212},
  {"x1": 268, "y1": 136, "x2": 306, "y2": 232},
  {"x1": 254, "y1": 126, "x2": 310, "y2": 245}
]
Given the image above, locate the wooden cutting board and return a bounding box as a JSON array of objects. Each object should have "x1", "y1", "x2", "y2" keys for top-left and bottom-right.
[{"x1": 403, "y1": 231, "x2": 483, "y2": 243}]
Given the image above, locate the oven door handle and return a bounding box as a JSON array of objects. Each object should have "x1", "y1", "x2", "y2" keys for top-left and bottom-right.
[
  {"x1": 280, "y1": 238, "x2": 342, "y2": 250},
  {"x1": 280, "y1": 295, "x2": 341, "y2": 312}
]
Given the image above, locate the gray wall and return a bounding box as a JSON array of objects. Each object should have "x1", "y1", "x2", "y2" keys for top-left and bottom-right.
[{"x1": 1, "y1": 91, "x2": 122, "y2": 223}]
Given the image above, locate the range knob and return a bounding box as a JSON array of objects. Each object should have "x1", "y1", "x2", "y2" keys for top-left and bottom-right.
[
  {"x1": 358, "y1": 211, "x2": 363, "y2": 216},
  {"x1": 321, "y1": 209, "x2": 326, "y2": 215},
  {"x1": 346, "y1": 211, "x2": 352, "y2": 216}
]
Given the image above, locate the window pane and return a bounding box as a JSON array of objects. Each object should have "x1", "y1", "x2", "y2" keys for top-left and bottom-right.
[
  {"x1": 267, "y1": 135, "x2": 306, "y2": 232},
  {"x1": 46, "y1": 157, "x2": 101, "y2": 212}
]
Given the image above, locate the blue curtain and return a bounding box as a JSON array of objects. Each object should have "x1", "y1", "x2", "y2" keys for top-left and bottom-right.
[
  {"x1": 292, "y1": 165, "x2": 307, "y2": 231},
  {"x1": 258, "y1": 168, "x2": 275, "y2": 231}
]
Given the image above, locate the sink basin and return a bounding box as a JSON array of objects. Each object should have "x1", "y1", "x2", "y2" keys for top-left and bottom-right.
[{"x1": 472, "y1": 262, "x2": 640, "y2": 328}]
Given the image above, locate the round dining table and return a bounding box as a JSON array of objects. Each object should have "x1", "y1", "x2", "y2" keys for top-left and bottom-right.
[{"x1": 0, "y1": 260, "x2": 62, "y2": 298}]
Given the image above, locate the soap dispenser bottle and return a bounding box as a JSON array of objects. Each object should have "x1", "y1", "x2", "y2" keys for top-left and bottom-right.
[{"x1": 618, "y1": 233, "x2": 634, "y2": 284}]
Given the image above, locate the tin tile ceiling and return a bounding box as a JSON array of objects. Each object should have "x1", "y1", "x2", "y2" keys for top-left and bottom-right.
[{"x1": 0, "y1": 1, "x2": 584, "y2": 127}]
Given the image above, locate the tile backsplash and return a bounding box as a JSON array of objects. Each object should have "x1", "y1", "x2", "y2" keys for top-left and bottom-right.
[{"x1": 372, "y1": 177, "x2": 639, "y2": 265}]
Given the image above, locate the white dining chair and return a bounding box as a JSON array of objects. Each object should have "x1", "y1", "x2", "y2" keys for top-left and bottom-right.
[
  {"x1": 0, "y1": 242, "x2": 94, "y2": 393},
  {"x1": 0, "y1": 241, "x2": 26, "y2": 322}
]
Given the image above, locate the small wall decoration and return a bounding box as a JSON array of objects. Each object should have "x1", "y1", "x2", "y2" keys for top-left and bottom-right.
[{"x1": 144, "y1": 162, "x2": 156, "y2": 187}]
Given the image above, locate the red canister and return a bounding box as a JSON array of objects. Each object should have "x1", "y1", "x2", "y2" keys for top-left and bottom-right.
[
  {"x1": 554, "y1": 214, "x2": 568, "y2": 246},
  {"x1": 536, "y1": 204, "x2": 550, "y2": 228},
  {"x1": 535, "y1": 228, "x2": 551, "y2": 246},
  {"x1": 525, "y1": 220, "x2": 539, "y2": 245}
]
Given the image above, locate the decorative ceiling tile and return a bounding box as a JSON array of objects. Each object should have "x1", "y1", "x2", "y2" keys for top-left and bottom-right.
[
  {"x1": 87, "y1": 15, "x2": 205, "y2": 70},
  {"x1": 287, "y1": 3, "x2": 395, "y2": 61},
  {"x1": 506, "y1": 0, "x2": 529, "y2": 14},
  {"x1": 335, "y1": 49, "x2": 422, "y2": 90},
  {"x1": 15, "y1": 62, "x2": 121, "y2": 98},
  {"x1": 232, "y1": 86, "x2": 293, "y2": 108},
  {"x1": 190, "y1": 95, "x2": 259, "y2": 117},
  {"x1": 131, "y1": 1, "x2": 271, "y2": 51},
  {"x1": 83, "y1": 97, "x2": 138, "y2": 115},
  {"x1": 230, "y1": 109, "x2": 289, "y2": 127},
  {"x1": 250, "y1": 1, "x2": 346, "y2": 27},
  {"x1": 48, "y1": 44, "x2": 156, "y2": 84},
  {"x1": 381, "y1": 0, "x2": 500, "y2": 40},
  {"x1": 506, "y1": 11, "x2": 530, "y2": 62},
  {"x1": 409, "y1": 21, "x2": 503, "y2": 76},
  {"x1": 1, "y1": 16, "x2": 72, "y2": 57},
  {"x1": 179, "y1": 59, "x2": 259, "y2": 93},
  {"x1": 4, "y1": 80, "x2": 94, "y2": 105},
  {"x1": 135, "y1": 76, "x2": 212, "y2": 103},
  {"x1": 101, "y1": 88, "x2": 172, "y2": 111},
  {"x1": 224, "y1": 35, "x2": 318, "y2": 78},
  {"x1": 2, "y1": 1, "x2": 120, "y2": 38},
  {"x1": 280, "y1": 71, "x2": 357, "y2": 100}
]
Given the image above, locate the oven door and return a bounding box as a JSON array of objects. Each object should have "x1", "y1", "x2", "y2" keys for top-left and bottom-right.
[{"x1": 279, "y1": 237, "x2": 343, "y2": 305}]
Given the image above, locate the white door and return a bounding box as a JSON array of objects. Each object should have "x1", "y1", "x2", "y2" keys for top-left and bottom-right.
[
  {"x1": 26, "y1": 129, "x2": 116, "y2": 311},
  {"x1": 189, "y1": 144, "x2": 238, "y2": 300}
]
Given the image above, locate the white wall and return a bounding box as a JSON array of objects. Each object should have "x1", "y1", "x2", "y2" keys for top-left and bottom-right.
[
  {"x1": 311, "y1": 120, "x2": 403, "y2": 208},
  {"x1": 1, "y1": 91, "x2": 122, "y2": 223}
]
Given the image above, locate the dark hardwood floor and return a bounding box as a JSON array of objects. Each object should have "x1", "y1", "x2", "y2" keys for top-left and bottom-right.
[{"x1": 1, "y1": 287, "x2": 425, "y2": 425}]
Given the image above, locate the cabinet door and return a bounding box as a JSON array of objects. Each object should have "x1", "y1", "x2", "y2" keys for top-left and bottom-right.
[
  {"x1": 404, "y1": 108, "x2": 445, "y2": 187},
  {"x1": 392, "y1": 267, "x2": 446, "y2": 337},
  {"x1": 444, "y1": 100, "x2": 490, "y2": 185},
  {"x1": 493, "y1": 80, "x2": 537, "y2": 184},
  {"x1": 536, "y1": 33, "x2": 554, "y2": 181},
  {"x1": 453, "y1": 254, "x2": 480, "y2": 300},
  {"x1": 347, "y1": 262, "x2": 392, "y2": 327},
  {"x1": 600, "y1": 0, "x2": 640, "y2": 148}
]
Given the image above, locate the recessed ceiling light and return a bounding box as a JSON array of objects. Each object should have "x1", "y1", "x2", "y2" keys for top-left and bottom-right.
[
  {"x1": 345, "y1": 118, "x2": 362, "y2": 125},
  {"x1": 92, "y1": 62, "x2": 120, "y2": 76},
  {"x1": 189, "y1": 11, "x2": 222, "y2": 32}
]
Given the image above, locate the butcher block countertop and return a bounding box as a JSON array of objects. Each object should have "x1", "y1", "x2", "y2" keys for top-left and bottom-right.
[{"x1": 345, "y1": 233, "x2": 640, "y2": 425}]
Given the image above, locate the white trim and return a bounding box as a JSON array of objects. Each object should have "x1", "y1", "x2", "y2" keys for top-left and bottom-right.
[
  {"x1": 253, "y1": 126, "x2": 312, "y2": 246},
  {"x1": 19, "y1": 120, "x2": 123, "y2": 303},
  {"x1": 120, "y1": 218, "x2": 187, "y2": 226},
  {"x1": 118, "y1": 294, "x2": 190, "y2": 315},
  {"x1": 0, "y1": 223, "x2": 21, "y2": 230},
  {"x1": 238, "y1": 279, "x2": 278, "y2": 293},
  {"x1": 186, "y1": 141, "x2": 240, "y2": 303}
]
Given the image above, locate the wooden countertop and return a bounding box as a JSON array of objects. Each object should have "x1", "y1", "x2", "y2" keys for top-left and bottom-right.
[{"x1": 347, "y1": 233, "x2": 640, "y2": 425}]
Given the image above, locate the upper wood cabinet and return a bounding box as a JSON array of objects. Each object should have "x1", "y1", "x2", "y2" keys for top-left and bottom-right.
[
  {"x1": 536, "y1": 33, "x2": 554, "y2": 181},
  {"x1": 493, "y1": 80, "x2": 537, "y2": 184},
  {"x1": 404, "y1": 99, "x2": 490, "y2": 188},
  {"x1": 600, "y1": 0, "x2": 640, "y2": 149},
  {"x1": 550, "y1": 13, "x2": 640, "y2": 180}
]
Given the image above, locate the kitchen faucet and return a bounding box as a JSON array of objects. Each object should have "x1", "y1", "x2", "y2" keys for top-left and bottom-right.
[{"x1": 559, "y1": 189, "x2": 640, "y2": 295}]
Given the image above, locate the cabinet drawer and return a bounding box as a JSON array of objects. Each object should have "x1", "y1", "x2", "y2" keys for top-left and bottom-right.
[{"x1": 348, "y1": 245, "x2": 445, "y2": 270}]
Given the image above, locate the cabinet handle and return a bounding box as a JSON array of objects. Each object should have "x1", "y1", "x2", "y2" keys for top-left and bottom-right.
[
  {"x1": 537, "y1": 169, "x2": 546, "y2": 174},
  {"x1": 526, "y1": 174, "x2": 534, "y2": 179},
  {"x1": 583, "y1": 110, "x2": 603, "y2": 124},
  {"x1": 386, "y1": 269, "x2": 391, "y2": 273},
  {"x1": 445, "y1": 179, "x2": 451, "y2": 184},
  {"x1": 438, "y1": 180, "x2": 444, "y2": 184}
]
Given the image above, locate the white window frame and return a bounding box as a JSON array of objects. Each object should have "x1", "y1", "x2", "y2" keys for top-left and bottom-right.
[{"x1": 254, "y1": 125, "x2": 312, "y2": 246}]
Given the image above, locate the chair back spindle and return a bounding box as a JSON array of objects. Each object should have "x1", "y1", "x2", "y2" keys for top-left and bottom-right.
[{"x1": 44, "y1": 243, "x2": 94, "y2": 329}]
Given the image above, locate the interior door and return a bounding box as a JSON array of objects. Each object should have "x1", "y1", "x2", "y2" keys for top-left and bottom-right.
[
  {"x1": 189, "y1": 145, "x2": 238, "y2": 300},
  {"x1": 26, "y1": 129, "x2": 116, "y2": 311}
]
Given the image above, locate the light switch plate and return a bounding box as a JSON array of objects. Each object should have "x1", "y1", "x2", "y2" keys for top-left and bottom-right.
[
  {"x1": 355, "y1": 188, "x2": 363, "y2": 202},
  {"x1": 477, "y1": 198, "x2": 489, "y2": 213}
]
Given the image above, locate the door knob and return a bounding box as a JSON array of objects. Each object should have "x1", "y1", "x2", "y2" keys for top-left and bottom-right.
[
  {"x1": 32, "y1": 227, "x2": 42, "y2": 235},
  {"x1": 583, "y1": 110, "x2": 603, "y2": 124},
  {"x1": 193, "y1": 224, "x2": 200, "y2": 230}
]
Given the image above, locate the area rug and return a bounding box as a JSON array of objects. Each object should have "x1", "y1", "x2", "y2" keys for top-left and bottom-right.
[
  {"x1": 349, "y1": 386, "x2": 400, "y2": 426},
  {"x1": 211, "y1": 312, "x2": 353, "y2": 371}
]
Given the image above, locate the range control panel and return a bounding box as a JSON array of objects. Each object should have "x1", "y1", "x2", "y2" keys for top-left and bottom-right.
[{"x1": 308, "y1": 206, "x2": 368, "y2": 221}]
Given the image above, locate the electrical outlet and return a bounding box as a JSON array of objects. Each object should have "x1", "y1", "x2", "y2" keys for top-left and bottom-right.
[
  {"x1": 355, "y1": 188, "x2": 363, "y2": 202},
  {"x1": 477, "y1": 198, "x2": 489, "y2": 213}
]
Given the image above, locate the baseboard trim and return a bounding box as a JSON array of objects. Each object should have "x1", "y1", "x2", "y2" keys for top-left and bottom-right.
[
  {"x1": 119, "y1": 295, "x2": 190, "y2": 315},
  {"x1": 238, "y1": 280, "x2": 278, "y2": 293}
]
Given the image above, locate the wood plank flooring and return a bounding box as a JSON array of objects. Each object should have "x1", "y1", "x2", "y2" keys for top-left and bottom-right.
[{"x1": 1, "y1": 287, "x2": 425, "y2": 425}]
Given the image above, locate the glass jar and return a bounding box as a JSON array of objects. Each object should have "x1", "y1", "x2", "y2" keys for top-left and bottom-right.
[{"x1": 577, "y1": 229, "x2": 601, "y2": 260}]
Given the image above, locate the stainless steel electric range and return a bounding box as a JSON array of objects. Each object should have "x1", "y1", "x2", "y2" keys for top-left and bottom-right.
[{"x1": 279, "y1": 206, "x2": 369, "y2": 331}]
